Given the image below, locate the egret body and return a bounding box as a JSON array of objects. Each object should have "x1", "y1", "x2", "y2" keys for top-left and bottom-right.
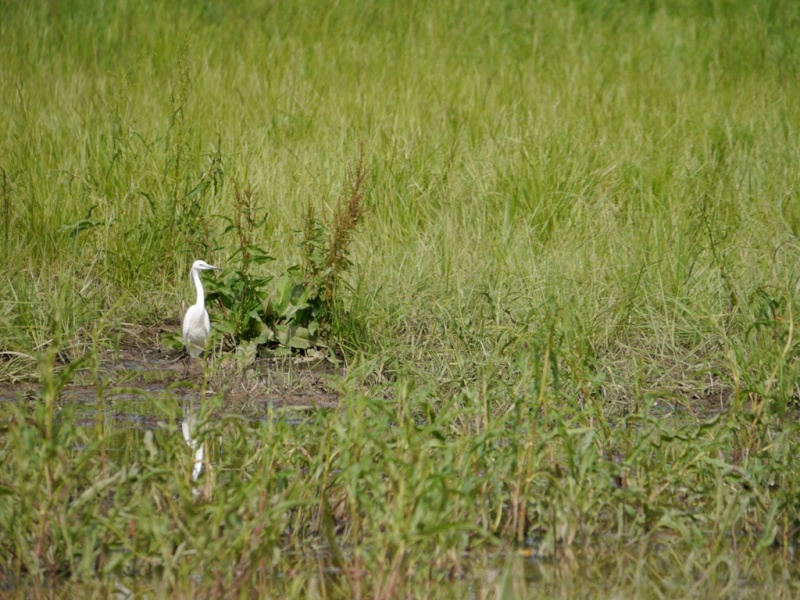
[{"x1": 182, "y1": 259, "x2": 221, "y2": 358}]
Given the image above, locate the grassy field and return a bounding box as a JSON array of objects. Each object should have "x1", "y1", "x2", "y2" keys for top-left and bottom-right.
[{"x1": 2, "y1": 0, "x2": 800, "y2": 596}]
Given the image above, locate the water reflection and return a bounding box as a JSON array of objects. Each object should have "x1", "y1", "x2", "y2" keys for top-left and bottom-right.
[{"x1": 181, "y1": 405, "x2": 204, "y2": 484}]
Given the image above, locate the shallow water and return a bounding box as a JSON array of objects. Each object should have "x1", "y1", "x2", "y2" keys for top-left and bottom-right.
[
  {"x1": 0, "y1": 347, "x2": 340, "y2": 426},
  {"x1": 0, "y1": 347, "x2": 341, "y2": 483}
]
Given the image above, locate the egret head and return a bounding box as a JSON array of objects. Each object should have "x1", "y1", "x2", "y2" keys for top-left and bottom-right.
[{"x1": 190, "y1": 260, "x2": 221, "y2": 273}]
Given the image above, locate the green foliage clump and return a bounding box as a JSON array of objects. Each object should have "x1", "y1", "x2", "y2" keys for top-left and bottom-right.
[{"x1": 204, "y1": 150, "x2": 369, "y2": 357}]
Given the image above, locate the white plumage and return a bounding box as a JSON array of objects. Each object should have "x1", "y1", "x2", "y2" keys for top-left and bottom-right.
[{"x1": 182, "y1": 259, "x2": 221, "y2": 358}]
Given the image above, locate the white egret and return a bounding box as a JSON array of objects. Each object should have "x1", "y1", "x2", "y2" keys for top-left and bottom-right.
[
  {"x1": 180, "y1": 260, "x2": 220, "y2": 489},
  {"x1": 182, "y1": 259, "x2": 221, "y2": 359}
]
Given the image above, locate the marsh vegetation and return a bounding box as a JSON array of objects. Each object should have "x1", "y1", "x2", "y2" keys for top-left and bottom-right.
[{"x1": 1, "y1": 0, "x2": 800, "y2": 597}]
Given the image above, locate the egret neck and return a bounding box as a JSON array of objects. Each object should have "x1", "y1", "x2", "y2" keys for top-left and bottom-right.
[{"x1": 191, "y1": 267, "x2": 206, "y2": 308}]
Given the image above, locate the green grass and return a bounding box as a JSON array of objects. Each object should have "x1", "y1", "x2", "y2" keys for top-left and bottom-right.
[{"x1": 2, "y1": 0, "x2": 800, "y2": 596}]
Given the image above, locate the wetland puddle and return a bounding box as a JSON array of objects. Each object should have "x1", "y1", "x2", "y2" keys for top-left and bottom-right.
[{"x1": 0, "y1": 344, "x2": 342, "y2": 432}]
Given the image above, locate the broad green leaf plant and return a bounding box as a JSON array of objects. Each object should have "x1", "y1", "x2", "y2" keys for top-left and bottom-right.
[{"x1": 203, "y1": 153, "x2": 368, "y2": 358}]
